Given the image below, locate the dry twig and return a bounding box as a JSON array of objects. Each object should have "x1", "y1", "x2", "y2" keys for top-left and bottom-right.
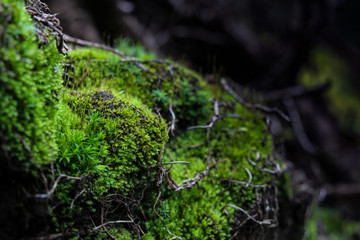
[
  {"x1": 33, "y1": 174, "x2": 81, "y2": 199},
  {"x1": 220, "y1": 78, "x2": 290, "y2": 122}
]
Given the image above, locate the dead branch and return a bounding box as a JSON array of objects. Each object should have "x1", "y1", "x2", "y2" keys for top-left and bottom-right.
[
  {"x1": 175, "y1": 153, "x2": 212, "y2": 192},
  {"x1": 70, "y1": 188, "x2": 85, "y2": 209},
  {"x1": 176, "y1": 100, "x2": 221, "y2": 191},
  {"x1": 168, "y1": 101, "x2": 176, "y2": 136},
  {"x1": 262, "y1": 81, "x2": 331, "y2": 102},
  {"x1": 323, "y1": 183, "x2": 360, "y2": 197},
  {"x1": 247, "y1": 152, "x2": 282, "y2": 175},
  {"x1": 284, "y1": 97, "x2": 318, "y2": 155},
  {"x1": 33, "y1": 174, "x2": 81, "y2": 199},
  {"x1": 222, "y1": 204, "x2": 274, "y2": 226},
  {"x1": 93, "y1": 217, "x2": 134, "y2": 230},
  {"x1": 162, "y1": 161, "x2": 191, "y2": 165},
  {"x1": 220, "y1": 78, "x2": 290, "y2": 122},
  {"x1": 245, "y1": 168, "x2": 253, "y2": 188},
  {"x1": 227, "y1": 180, "x2": 269, "y2": 188},
  {"x1": 187, "y1": 143, "x2": 205, "y2": 149},
  {"x1": 188, "y1": 100, "x2": 219, "y2": 130}
]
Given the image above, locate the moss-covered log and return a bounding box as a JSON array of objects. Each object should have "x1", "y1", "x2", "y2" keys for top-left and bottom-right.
[{"x1": 0, "y1": 1, "x2": 309, "y2": 239}]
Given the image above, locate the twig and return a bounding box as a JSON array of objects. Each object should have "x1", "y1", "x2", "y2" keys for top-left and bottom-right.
[
  {"x1": 324, "y1": 183, "x2": 360, "y2": 197},
  {"x1": 163, "y1": 161, "x2": 191, "y2": 165},
  {"x1": 70, "y1": 188, "x2": 85, "y2": 209},
  {"x1": 226, "y1": 180, "x2": 269, "y2": 188},
  {"x1": 220, "y1": 78, "x2": 290, "y2": 122},
  {"x1": 100, "y1": 200, "x2": 118, "y2": 240},
  {"x1": 175, "y1": 145, "x2": 211, "y2": 191},
  {"x1": 93, "y1": 217, "x2": 134, "y2": 230},
  {"x1": 247, "y1": 152, "x2": 282, "y2": 175},
  {"x1": 222, "y1": 204, "x2": 274, "y2": 226},
  {"x1": 177, "y1": 100, "x2": 219, "y2": 191},
  {"x1": 168, "y1": 101, "x2": 176, "y2": 136},
  {"x1": 188, "y1": 100, "x2": 219, "y2": 129},
  {"x1": 284, "y1": 97, "x2": 318, "y2": 155},
  {"x1": 262, "y1": 81, "x2": 331, "y2": 102},
  {"x1": 63, "y1": 34, "x2": 126, "y2": 57},
  {"x1": 245, "y1": 168, "x2": 253, "y2": 188},
  {"x1": 33, "y1": 174, "x2": 81, "y2": 199}
]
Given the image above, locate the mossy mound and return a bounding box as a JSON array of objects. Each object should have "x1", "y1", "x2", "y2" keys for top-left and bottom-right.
[
  {"x1": 64, "y1": 48, "x2": 212, "y2": 128},
  {"x1": 50, "y1": 90, "x2": 168, "y2": 237},
  {"x1": 141, "y1": 100, "x2": 278, "y2": 239},
  {"x1": 0, "y1": 1, "x2": 288, "y2": 239}
]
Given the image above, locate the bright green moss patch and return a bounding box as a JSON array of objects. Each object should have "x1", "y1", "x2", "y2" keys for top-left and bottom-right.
[
  {"x1": 51, "y1": 89, "x2": 168, "y2": 236},
  {"x1": 0, "y1": 1, "x2": 284, "y2": 238},
  {"x1": 64, "y1": 47, "x2": 212, "y2": 127},
  {"x1": 140, "y1": 99, "x2": 277, "y2": 239},
  {"x1": 0, "y1": 0, "x2": 63, "y2": 167}
]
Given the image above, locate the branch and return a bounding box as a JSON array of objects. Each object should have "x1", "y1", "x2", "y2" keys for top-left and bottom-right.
[
  {"x1": 283, "y1": 97, "x2": 318, "y2": 155},
  {"x1": 93, "y1": 218, "x2": 134, "y2": 230},
  {"x1": 220, "y1": 78, "x2": 290, "y2": 122},
  {"x1": 168, "y1": 101, "x2": 176, "y2": 136},
  {"x1": 222, "y1": 204, "x2": 274, "y2": 226},
  {"x1": 33, "y1": 174, "x2": 81, "y2": 199}
]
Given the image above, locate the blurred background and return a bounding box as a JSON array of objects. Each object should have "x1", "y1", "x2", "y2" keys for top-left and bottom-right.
[{"x1": 43, "y1": 0, "x2": 360, "y2": 238}]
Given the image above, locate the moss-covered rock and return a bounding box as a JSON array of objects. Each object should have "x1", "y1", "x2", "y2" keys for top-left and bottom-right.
[
  {"x1": 49, "y1": 90, "x2": 168, "y2": 237},
  {"x1": 0, "y1": 1, "x2": 290, "y2": 239}
]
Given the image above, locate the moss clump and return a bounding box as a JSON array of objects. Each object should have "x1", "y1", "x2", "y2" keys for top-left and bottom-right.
[
  {"x1": 51, "y1": 89, "x2": 168, "y2": 236},
  {"x1": 0, "y1": 1, "x2": 284, "y2": 238},
  {"x1": 0, "y1": 0, "x2": 63, "y2": 167},
  {"x1": 141, "y1": 98, "x2": 277, "y2": 239},
  {"x1": 64, "y1": 47, "x2": 212, "y2": 127},
  {"x1": 0, "y1": 0, "x2": 63, "y2": 238}
]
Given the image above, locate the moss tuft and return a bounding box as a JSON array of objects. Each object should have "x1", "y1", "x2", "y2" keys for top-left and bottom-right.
[{"x1": 51, "y1": 89, "x2": 168, "y2": 236}]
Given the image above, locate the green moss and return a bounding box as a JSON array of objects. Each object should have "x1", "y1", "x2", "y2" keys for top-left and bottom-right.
[
  {"x1": 0, "y1": 0, "x2": 64, "y2": 238},
  {"x1": 0, "y1": 2, "x2": 283, "y2": 237},
  {"x1": 51, "y1": 89, "x2": 168, "y2": 236},
  {"x1": 53, "y1": 42, "x2": 280, "y2": 239},
  {"x1": 140, "y1": 98, "x2": 276, "y2": 239},
  {"x1": 64, "y1": 47, "x2": 212, "y2": 127},
  {"x1": 0, "y1": 0, "x2": 63, "y2": 167}
]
